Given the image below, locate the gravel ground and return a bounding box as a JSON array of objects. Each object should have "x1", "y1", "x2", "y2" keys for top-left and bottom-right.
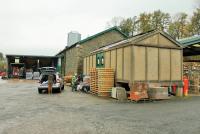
[{"x1": 0, "y1": 79, "x2": 200, "y2": 134}]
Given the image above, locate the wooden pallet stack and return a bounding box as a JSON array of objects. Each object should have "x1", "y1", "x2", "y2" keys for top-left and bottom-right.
[
  {"x1": 89, "y1": 68, "x2": 114, "y2": 97},
  {"x1": 97, "y1": 68, "x2": 114, "y2": 97},
  {"x1": 89, "y1": 68, "x2": 98, "y2": 95}
]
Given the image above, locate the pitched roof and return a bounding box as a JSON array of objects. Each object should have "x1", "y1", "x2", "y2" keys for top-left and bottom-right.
[
  {"x1": 56, "y1": 26, "x2": 127, "y2": 56},
  {"x1": 92, "y1": 30, "x2": 182, "y2": 54},
  {"x1": 77, "y1": 26, "x2": 127, "y2": 44},
  {"x1": 178, "y1": 35, "x2": 200, "y2": 47}
]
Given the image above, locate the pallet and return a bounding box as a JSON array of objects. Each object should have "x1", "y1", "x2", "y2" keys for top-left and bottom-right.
[
  {"x1": 89, "y1": 91, "x2": 98, "y2": 95},
  {"x1": 89, "y1": 68, "x2": 114, "y2": 97},
  {"x1": 128, "y1": 98, "x2": 151, "y2": 103}
]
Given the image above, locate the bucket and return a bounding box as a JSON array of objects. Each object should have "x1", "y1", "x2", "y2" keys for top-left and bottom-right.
[{"x1": 172, "y1": 84, "x2": 177, "y2": 95}]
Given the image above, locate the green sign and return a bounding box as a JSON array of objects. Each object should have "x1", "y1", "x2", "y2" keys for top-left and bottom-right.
[{"x1": 96, "y1": 52, "x2": 104, "y2": 68}]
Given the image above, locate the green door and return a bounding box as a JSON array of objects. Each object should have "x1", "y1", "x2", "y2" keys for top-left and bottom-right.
[{"x1": 96, "y1": 52, "x2": 105, "y2": 68}]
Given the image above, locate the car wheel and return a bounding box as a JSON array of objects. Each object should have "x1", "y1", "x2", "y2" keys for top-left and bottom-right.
[
  {"x1": 56, "y1": 88, "x2": 61, "y2": 93},
  {"x1": 38, "y1": 89, "x2": 42, "y2": 94},
  {"x1": 61, "y1": 85, "x2": 64, "y2": 90},
  {"x1": 83, "y1": 87, "x2": 89, "y2": 93}
]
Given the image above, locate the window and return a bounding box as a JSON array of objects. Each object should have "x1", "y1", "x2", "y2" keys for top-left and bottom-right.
[
  {"x1": 15, "y1": 58, "x2": 20, "y2": 63},
  {"x1": 96, "y1": 52, "x2": 104, "y2": 68},
  {"x1": 97, "y1": 57, "x2": 100, "y2": 65},
  {"x1": 101, "y1": 56, "x2": 104, "y2": 65}
]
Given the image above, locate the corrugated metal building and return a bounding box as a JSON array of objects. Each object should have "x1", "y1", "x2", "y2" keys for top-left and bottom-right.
[
  {"x1": 6, "y1": 55, "x2": 58, "y2": 78},
  {"x1": 178, "y1": 35, "x2": 200, "y2": 61}
]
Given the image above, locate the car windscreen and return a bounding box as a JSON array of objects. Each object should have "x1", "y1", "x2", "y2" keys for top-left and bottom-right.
[
  {"x1": 40, "y1": 67, "x2": 56, "y2": 74},
  {"x1": 40, "y1": 74, "x2": 56, "y2": 83}
]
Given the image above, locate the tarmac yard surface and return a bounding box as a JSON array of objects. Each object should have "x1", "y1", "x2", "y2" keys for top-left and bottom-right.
[{"x1": 0, "y1": 79, "x2": 200, "y2": 134}]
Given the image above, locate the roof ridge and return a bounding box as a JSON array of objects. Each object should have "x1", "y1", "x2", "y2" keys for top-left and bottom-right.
[
  {"x1": 76, "y1": 26, "x2": 127, "y2": 45},
  {"x1": 55, "y1": 26, "x2": 127, "y2": 56},
  {"x1": 92, "y1": 30, "x2": 182, "y2": 53}
]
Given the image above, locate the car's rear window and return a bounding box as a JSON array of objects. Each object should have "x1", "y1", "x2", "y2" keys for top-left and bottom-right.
[{"x1": 41, "y1": 74, "x2": 56, "y2": 83}]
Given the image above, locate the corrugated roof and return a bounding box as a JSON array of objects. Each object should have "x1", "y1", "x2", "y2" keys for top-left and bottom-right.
[
  {"x1": 6, "y1": 54, "x2": 57, "y2": 58},
  {"x1": 178, "y1": 35, "x2": 200, "y2": 47},
  {"x1": 56, "y1": 26, "x2": 128, "y2": 56}
]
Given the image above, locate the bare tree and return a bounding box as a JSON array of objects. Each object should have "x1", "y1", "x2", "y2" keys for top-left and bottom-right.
[
  {"x1": 168, "y1": 13, "x2": 188, "y2": 39},
  {"x1": 106, "y1": 17, "x2": 124, "y2": 28}
]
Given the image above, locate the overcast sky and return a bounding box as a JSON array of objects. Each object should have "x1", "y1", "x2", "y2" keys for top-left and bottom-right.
[{"x1": 0, "y1": 0, "x2": 198, "y2": 56}]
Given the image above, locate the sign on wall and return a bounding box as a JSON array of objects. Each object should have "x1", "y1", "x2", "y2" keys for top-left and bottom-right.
[{"x1": 15, "y1": 59, "x2": 20, "y2": 63}]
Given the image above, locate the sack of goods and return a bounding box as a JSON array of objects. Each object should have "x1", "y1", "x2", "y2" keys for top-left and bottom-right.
[
  {"x1": 83, "y1": 76, "x2": 90, "y2": 85},
  {"x1": 112, "y1": 87, "x2": 127, "y2": 101},
  {"x1": 148, "y1": 87, "x2": 169, "y2": 100},
  {"x1": 64, "y1": 75, "x2": 73, "y2": 83},
  {"x1": 26, "y1": 72, "x2": 33, "y2": 80},
  {"x1": 33, "y1": 72, "x2": 40, "y2": 80}
]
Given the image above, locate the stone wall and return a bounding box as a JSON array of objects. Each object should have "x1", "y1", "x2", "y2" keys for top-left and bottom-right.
[
  {"x1": 64, "y1": 47, "x2": 79, "y2": 75},
  {"x1": 64, "y1": 30, "x2": 126, "y2": 75}
]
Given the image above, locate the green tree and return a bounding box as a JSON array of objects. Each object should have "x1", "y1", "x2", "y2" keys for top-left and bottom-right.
[
  {"x1": 119, "y1": 17, "x2": 139, "y2": 36},
  {"x1": 191, "y1": 8, "x2": 200, "y2": 35},
  {"x1": 138, "y1": 13, "x2": 152, "y2": 33},
  {"x1": 168, "y1": 21, "x2": 180, "y2": 39},
  {"x1": 151, "y1": 10, "x2": 171, "y2": 31},
  {"x1": 0, "y1": 52, "x2": 6, "y2": 71},
  {"x1": 185, "y1": 23, "x2": 194, "y2": 36},
  {"x1": 0, "y1": 52, "x2": 3, "y2": 60},
  {"x1": 106, "y1": 9, "x2": 199, "y2": 38},
  {"x1": 179, "y1": 13, "x2": 188, "y2": 38},
  {"x1": 167, "y1": 13, "x2": 188, "y2": 39}
]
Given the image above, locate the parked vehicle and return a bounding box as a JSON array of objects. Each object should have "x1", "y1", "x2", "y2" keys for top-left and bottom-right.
[{"x1": 38, "y1": 67, "x2": 64, "y2": 94}]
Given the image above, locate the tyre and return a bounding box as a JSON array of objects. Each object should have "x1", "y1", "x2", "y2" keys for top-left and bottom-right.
[
  {"x1": 61, "y1": 85, "x2": 64, "y2": 90},
  {"x1": 83, "y1": 87, "x2": 87, "y2": 92},
  {"x1": 56, "y1": 88, "x2": 61, "y2": 93},
  {"x1": 38, "y1": 89, "x2": 42, "y2": 94}
]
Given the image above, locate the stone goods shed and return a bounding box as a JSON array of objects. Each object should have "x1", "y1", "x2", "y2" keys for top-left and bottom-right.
[
  {"x1": 84, "y1": 30, "x2": 183, "y2": 88},
  {"x1": 56, "y1": 26, "x2": 127, "y2": 76}
]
